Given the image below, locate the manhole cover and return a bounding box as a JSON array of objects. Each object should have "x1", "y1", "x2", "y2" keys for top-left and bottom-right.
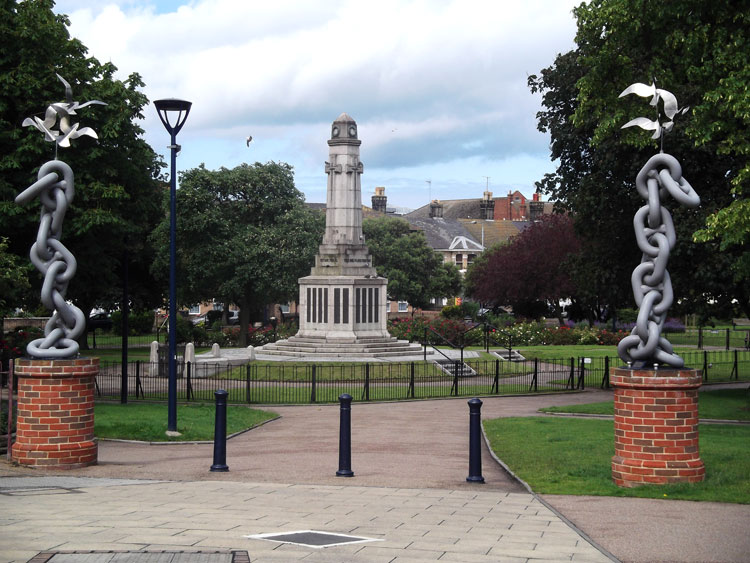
[
  {"x1": 246, "y1": 530, "x2": 382, "y2": 549},
  {"x1": 28, "y1": 551, "x2": 248, "y2": 563}
]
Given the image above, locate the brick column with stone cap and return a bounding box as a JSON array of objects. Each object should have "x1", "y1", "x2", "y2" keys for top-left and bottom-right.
[
  {"x1": 12, "y1": 357, "x2": 98, "y2": 469},
  {"x1": 611, "y1": 366, "x2": 704, "y2": 487}
]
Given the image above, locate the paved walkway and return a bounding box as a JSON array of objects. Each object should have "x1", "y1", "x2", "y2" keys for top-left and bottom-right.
[{"x1": 2, "y1": 388, "x2": 749, "y2": 562}]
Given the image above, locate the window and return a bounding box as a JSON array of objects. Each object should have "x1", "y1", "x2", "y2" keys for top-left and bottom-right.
[
  {"x1": 398, "y1": 301, "x2": 408, "y2": 312},
  {"x1": 454, "y1": 253, "x2": 463, "y2": 267},
  {"x1": 188, "y1": 305, "x2": 200, "y2": 315},
  {"x1": 280, "y1": 304, "x2": 290, "y2": 313},
  {"x1": 467, "y1": 254, "x2": 476, "y2": 266}
]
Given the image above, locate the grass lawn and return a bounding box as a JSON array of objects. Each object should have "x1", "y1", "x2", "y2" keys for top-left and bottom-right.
[
  {"x1": 484, "y1": 417, "x2": 750, "y2": 503},
  {"x1": 539, "y1": 388, "x2": 750, "y2": 421},
  {"x1": 94, "y1": 402, "x2": 277, "y2": 441}
]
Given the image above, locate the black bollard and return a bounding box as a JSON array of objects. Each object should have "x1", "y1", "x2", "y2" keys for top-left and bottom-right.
[
  {"x1": 466, "y1": 397, "x2": 485, "y2": 483},
  {"x1": 210, "y1": 389, "x2": 229, "y2": 472},
  {"x1": 336, "y1": 393, "x2": 354, "y2": 477}
]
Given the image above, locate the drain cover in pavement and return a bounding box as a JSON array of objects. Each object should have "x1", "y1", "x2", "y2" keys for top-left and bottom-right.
[
  {"x1": 246, "y1": 530, "x2": 382, "y2": 549},
  {"x1": 28, "y1": 551, "x2": 249, "y2": 563}
]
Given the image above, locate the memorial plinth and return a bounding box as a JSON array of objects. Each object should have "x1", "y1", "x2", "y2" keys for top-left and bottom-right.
[
  {"x1": 262, "y1": 113, "x2": 423, "y2": 358},
  {"x1": 12, "y1": 357, "x2": 98, "y2": 469},
  {"x1": 610, "y1": 366, "x2": 704, "y2": 487}
]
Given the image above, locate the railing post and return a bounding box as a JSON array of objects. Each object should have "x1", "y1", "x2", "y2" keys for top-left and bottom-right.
[
  {"x1": 730, "y1": 350, "x2": 739, "y2": 380},
  {"x1": 210, "y1": 389, "x2": 229, "y2": 472},
  {"x1": 135, "y1": 360, "x2": 143, "y2": 399},
  {"x1": 702, "y1": 351, "x2": 708, "y2": 382},
  {"x1": 336, "y1": 393, "x2": 354, "y2": 477},
  {"x1": 726, "y1": 329, "x2": 730, "y2": 351},
  {"x1": 601, "y1": 356, "x2": 610, "y2": 389},
  {"x1": 466, "y1": 398, "x2": 485, "y2": 483},
  {"x1": 245, "y1": 364, "x2": 251, "y2": 404},
  {"x1": 493, "y1": 359, "x2": 499, "y2": 394},
  {"x1": 186, "y1": 362, "x2": 193, "y2": 401},
  {"x1": 311, "y1": 364, "x2": 317, "y2": 403},
  {"x1": 698, "y1": 326, "x2": 703, "y2": 349},
  {"x1": 409, "y1": 362, "x2": 415, "y2": 399},
  {"x1": 363, "y1": 363, "x2": 370, "y2": 401},
  {"x1": 533, "y1": 358, "x2": 538, "y2": 392},
  {"x1": 452, "y1": 362, "x2": 459, "y2": 396},
  {"x1": 568, "y1": 357, "x2": 575, "y2": 389},
  {"x1": 577, "y1": 357, "x2": 585, "y2": 390}
]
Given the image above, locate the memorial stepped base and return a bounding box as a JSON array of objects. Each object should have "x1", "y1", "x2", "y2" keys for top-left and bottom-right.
[{"x1": 261, "y1": 335, "x2": 426, "y2": 358}]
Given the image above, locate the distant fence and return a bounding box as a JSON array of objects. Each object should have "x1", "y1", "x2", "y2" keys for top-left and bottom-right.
[{"x1": 94, "y1": 349, "x2": 748, "y2": 405}]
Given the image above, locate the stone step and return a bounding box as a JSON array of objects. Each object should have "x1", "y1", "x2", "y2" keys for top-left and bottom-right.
[
  {"x1": 262, "y1": 344, "x2": 421, "y2": 354},
  {"x1": 271, "y1": 339, "x2": 408, "y2": 350},
  {"x1": 283, "y1": 337, "x2": 401, "y2": 346},
  {"x1": 259, "y1": 348, "x2": 424, "y2": 358}
]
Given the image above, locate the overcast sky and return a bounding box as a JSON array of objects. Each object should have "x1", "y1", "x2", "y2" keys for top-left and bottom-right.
[{"x1": 53, "y1": 0, "x2": 581, "y2": 209}]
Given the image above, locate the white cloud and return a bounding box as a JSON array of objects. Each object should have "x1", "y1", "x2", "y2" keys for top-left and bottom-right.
[{"x1": 54, "y1": 0, "x2": 578, "y2": 208}]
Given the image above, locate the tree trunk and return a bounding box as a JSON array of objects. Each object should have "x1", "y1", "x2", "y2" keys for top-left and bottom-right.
[
  {"x1": 238, "y1": 297, "x2": 250, "y2": 348},
  {"x1": 76, "y1": 301, "x2": 95, "y2": 351}
]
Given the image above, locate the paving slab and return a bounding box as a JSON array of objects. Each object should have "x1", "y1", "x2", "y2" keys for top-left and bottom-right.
[{"x1": 3, "y1": 388, "x2": 748, "y2": 562}]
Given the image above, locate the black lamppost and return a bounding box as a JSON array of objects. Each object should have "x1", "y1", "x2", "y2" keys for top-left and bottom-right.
[{"x1": 154, "y1": 98, "x2": 191, "y2": 433}]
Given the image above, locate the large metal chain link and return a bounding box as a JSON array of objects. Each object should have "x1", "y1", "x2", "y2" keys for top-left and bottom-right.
[
  {"x1": 16, "y1": 160, "x2": 85, "y2": 358},
  {"x1": 617, "y1": 153, "x2": 700, "y2": 368}
]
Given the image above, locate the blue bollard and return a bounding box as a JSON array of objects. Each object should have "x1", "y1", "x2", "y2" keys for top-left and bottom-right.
[
  {"x1": 466, "y1": 397, "x2": 485, "y2": 483},
  {"x1": 336, "y1": 393, "x2": 354, "y2": 477},
  {"x1": 210, "y1": 389, "x2": 229, "y2": 472}
]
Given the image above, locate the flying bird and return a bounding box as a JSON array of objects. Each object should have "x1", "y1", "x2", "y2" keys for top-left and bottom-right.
[{"x1": 246, "y1": 136, "x2": 253, "y2": 147}]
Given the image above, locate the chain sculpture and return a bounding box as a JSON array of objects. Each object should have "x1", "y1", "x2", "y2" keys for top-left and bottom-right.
[
  {"x1": 616, "y1": 81, "x2": 699, "y2": 368},
  {"x1": 15, "y1": 75, "x2": 105, "y2": 359}
]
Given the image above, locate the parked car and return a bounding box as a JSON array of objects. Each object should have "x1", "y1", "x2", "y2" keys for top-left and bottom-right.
[
  {"x1": 88, "y1": 312, "x2": 112, "y2": 332},
  {"x1": 191, "y1": 315, "x2": 208, "y2": 326}
]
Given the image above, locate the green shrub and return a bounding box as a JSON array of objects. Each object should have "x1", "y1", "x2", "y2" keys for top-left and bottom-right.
[{"x1": 111, "y1": 310, "x2": 156, "y2": 335}]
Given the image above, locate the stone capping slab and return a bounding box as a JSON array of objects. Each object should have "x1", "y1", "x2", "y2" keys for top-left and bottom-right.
[{"x1": 245, "y1": 530, "x2": 383, "y2": 549}]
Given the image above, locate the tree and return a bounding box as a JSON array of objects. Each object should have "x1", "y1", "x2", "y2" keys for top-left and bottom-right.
[
  {"x1": 363, "y1": 216, "x2": 462, "y2": 311},
  {"x1": 0, "y1": 237, "x2": 30, "y2": 319},
  {"x1": 150, "y1": 162, "x2": 324, "y2": 346},
  {"x1": 529, "y1": 0, "x2": 749, "y2": 318},
  {"x1": 0, "y1": 0, "x2": 165, "y2": 345},
  {"x1": 465, "y1": 214, "x2": 580, "y2": 319}
]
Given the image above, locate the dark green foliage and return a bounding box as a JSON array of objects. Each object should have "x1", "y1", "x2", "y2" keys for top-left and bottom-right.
[
  {"x1": 0, "y1": 1, "x2": 164, "y2": 343},
  {"x1": 363, "y1": 216, "x2": 462, "y2": 309},
  {"x1": 149, "y1": 162, "x2": 324, "y2": 346},
  {"x1": 529, "y1": 0, "x2": 749, "y2": 319},
  {"x1": 110, "y1": 310, "x2": 155, "y2": 336}
]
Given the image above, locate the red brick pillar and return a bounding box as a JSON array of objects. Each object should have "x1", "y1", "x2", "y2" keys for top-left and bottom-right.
[
  {"x1": 611, "y1": 367, "x2": 704, "y2": 487},
  {"x1": 12, "y1": 357, "x2": 98, "y2": 469}
]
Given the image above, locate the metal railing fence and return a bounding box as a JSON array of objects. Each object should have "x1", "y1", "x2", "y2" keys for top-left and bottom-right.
[{"x1": 94, "y1": 350, "x2": 748, "y2": 405}]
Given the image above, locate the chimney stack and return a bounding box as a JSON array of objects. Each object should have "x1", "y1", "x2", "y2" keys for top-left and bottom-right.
[
  {"x1": 480, "y1": 190, "x2": 495, "y2": 220},
  {"x1": 529, "y1": 192, "x2": 544, "y2": 221},
  {"x1": 372, "y1": 186, "x2": 387, "y2": 213},
  {"x1": 429, "y1": 200, "x2": 444, "y2": 218}
]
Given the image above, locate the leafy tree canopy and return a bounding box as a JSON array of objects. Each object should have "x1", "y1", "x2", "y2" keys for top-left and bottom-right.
[
  {"x1": 465, "y1": 214, "x2": 580, "y2": 320},
  {"x1": 363, "y1": 216, "x2": 462, "y2": 310},
  {"x1": 150, "y1": 162, "x2": 324, "y2": 345},
  {"x1": 0, "y1": 0, "x2": 164, "y2": 339},
  {"x1": 529, "y1": 0, "x2": 749, "y2": 318}
]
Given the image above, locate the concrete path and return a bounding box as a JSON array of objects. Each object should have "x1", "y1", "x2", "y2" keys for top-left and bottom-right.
[{"x1": 2, "y1": 388, "x2": 749, "y2": 562}]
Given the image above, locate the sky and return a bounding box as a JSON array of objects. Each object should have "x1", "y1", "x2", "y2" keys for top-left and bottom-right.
[{"x1": 53, "y1": 0, "x2": 581, "y2": 210}]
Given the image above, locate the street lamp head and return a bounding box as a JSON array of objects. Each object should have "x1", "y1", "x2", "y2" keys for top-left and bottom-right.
[{"x1": 154, "y1": 98, "x2": 192, "y2": 137}]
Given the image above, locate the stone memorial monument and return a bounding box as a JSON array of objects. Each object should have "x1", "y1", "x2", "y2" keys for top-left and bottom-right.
[{"x1": 262, "y1": 113, "x2": 423, "y2": 358}]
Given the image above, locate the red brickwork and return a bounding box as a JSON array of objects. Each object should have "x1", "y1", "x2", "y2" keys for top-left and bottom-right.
[
  {"x1": 11, "y1": 357, "x2": 98, "y2": 469},
  {"x1": 610, "y1": 366, "x2": 705, "y2": 487}
]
